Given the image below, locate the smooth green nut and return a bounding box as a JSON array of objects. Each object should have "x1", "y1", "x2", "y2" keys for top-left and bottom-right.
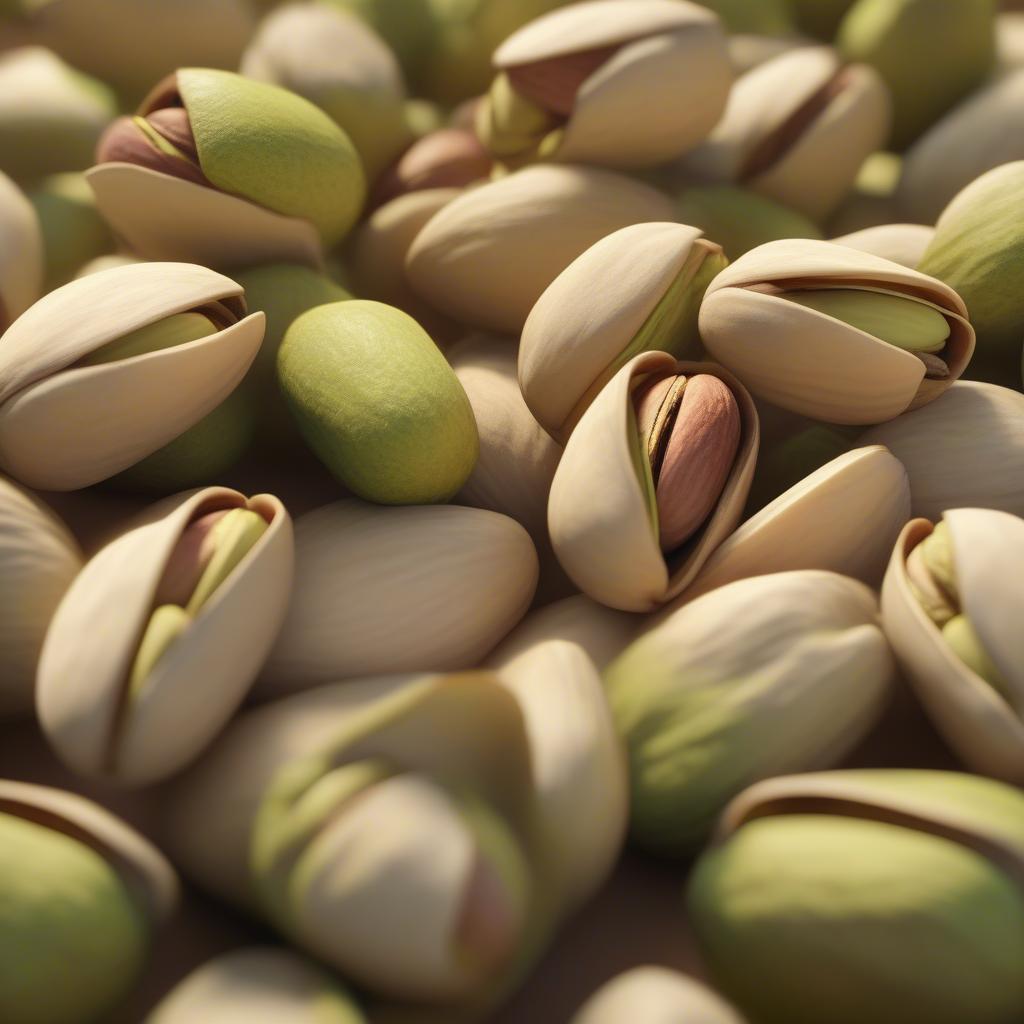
[{"x1": 278, "y1": 299, "x2": 479, "y2": 504}]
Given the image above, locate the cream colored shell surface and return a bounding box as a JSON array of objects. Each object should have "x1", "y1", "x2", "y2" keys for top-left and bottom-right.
[
  {"x1": 831, "y1": 224, "x2": 936, "y2": 270},
  {"x1": 0, "y1": 170, "x2": 42, "y2": 328},
  {"x1": 37, "y1": 487, "x2": 294, "y2": 785}
]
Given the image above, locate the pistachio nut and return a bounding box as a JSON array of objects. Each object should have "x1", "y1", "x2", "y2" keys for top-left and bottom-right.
[
  {"x1": 998, "y1": 11, "x2": 1024, "y2": 72},
  {"x1": 373, "y1": 128, "x2": 493, "y2": 207},
  {"x1": 0, "y1": 261, "x2": 265, "y2": 490},
  {"x1": 0, "y1": 475, "x2": 81, "y2": 716},
  {"x1": 832, "y1": 222, "x2": 934, "y2": 269},
  {"x1": 698, "y1": 238, "x2": 975, "y2": 424},
  {"x1": 548, "y1": 352, "x2": 758, "y2": 612},
  {"x1": 37, "y1": 486, "x2": 293, "y2": 785},
  {"x1": 75, "y1": 253, "x2": 143, "y2": 277},
  {"x1": 881, "y1": 509, "x2": 1024, "y2": 782},
  {"x1": 825, "y1": 148, "x2": 903, "y2": 236},
  {"x1": 405, "y1": 164, "x2": 676, "y2": 334},
  {"x1": 606, "y1": 570, "x2": 895, "y2": 854},
  {"x1": 572, "y1": 967, "x2": 747, "y2": 1024},
  {"x1": 689, "y1": 770, "x2": 1024, "y2": 1024},
  {"x1": 146, "y1": 947, "x2": 366, "y2": 1024},
  {"x1": 727, "y1": 33, "x2": 808, "y2": 77},
  {"x1": 0, "y1": 46, "x2": 116, "y2": 184},
  {"x1": 240, "y1": 2, "x2": 413, "y2": 184},
  {"x1": 278, "y1": 299, "x2": 478, "y2": 504},
  {"x1": 836, "y1": 0, "x2": 996, "y2": 149},
  {"x1": 860, "y1": 381, "x2": 1024, "y2": 520},
  {"x1": 0, "y1": 779, "x2": 178, "y2": 1024},
  {"x1": 0, "y1": 169, "x2": 42, "y2": 334},
  {"x1": 89, "y1": 68, "x2": 365, "y2": 270},
  {"x1": 477, "y1": 0, "x2": 731, "y2": 170},
  {"x1": 260, "y1": 500, "x2": 538, "y2": 696},
  {"x1": 331, "y1": 0, "x2": 436, "y2": 89},
  {"x1": 676, "y1": 46, "x2": 890, "y2": 223},
  {"x1": 676, "y1": 185, "x2": 822, "y2": 260},
  {"x1": 790, "y1": 0, "x2": 856, "y2": 39},
  {"x1": 520, "y1": 222, "x2": 728, "y2": 442}
]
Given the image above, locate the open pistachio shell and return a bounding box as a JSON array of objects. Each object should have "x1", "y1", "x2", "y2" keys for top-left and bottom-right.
[
  {"x1": 146, "y1": 947, "x2": 367, "y2": 1024},
  {"x1": 405, "y1": 164, "x2": 676, "y2": 334},
  {"x1": 0, "y1": 170, "x2": 42, "y2": 333},
  {"x1": 479, "y1": 0, "x2": 731, "y2": 170},
  {"x1": 520, "y1": 222, "x2": 728, "y2": 442},
  {"x1": 699, "y1": 238, "x2": 974, "y2": 424},
  {"x1": 860, "y1": 381, "x2": 1024, "y2": 520},
  {"x1": 832, "y1": 223, "x2": 934, "y2": 269},
  {"x1": 881, "y1": 510, "x2": 1024, "y2": 783},
  {"x1": 37, "y1": 486, "x2": 293, "y2": 785},
  {"x1": 549, "y1": 352, "x2": 758, "y2": 612},
  {"x1": 259, "y1": 500, "x2": 538, "y2": 696},
  {"x1": 0, "y1": 261, "x2": 264, "y2": 490},
  {"x1": 572, "y1": 967, "x2": 746, "y2": 1024},
  {"x1": 677, "y1": 46, "x2": 890, "y2": 223},
  {"x1": 0, "y1": 476, "x2": 81, "y2": 716},
  {"x1": 0, "y1": 779, "x2": 177, "y2": 1024}
]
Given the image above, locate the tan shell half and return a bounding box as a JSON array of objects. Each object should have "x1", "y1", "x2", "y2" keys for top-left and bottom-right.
[
  {"x1": 832, "y1": 224, "x2": 936, "y2": 270},
  {"x1": 519, "y1": 222, "x2": 711, "y2": 441},
  {"x1": 0, "y1": 170, "x2": 42, "y2": 331},
  {"x1": 699, "y1": 238, "x2": 975, "y2": 424},
  {"x1": 677, "y1": 46, "x2": 890, "y2": 222},
  {"x1": 860, "y1": 382, "x2": 1024, "y2": 521},
  {"x1": 87, "y1": 164, "x2": 323, "y2": 271},
  {"x1": 0, "y1": 261, "x2": 264, "y2": 490},
  {"x1": 37, "y1": 486, "x2": 294, "y2": 786},
  {"x1": 0, "y1": 475, "x2": 82, "y2": 717},
  {"x1": 685, "y1": 446, "x2": 909, "y2": 603},
  {"x1": 549, "y1": 352, "x2": 759, "y2": 612},
  {"x1": 492, "y1": 0, "x2": 731, "y2": 169},
  {"x1": 881, "y1": 511, "x2": 1024, "y2": 783},
  {"x1": 405, "y1": 164, "x2": 676, "y2": 334},
  {"x1": 258, "y1": 501, "x2": 539, "y2": 697}
]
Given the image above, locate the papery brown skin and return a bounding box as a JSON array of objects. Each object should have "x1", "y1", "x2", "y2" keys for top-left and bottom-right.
[
  {"x1": 506, "y1": 45, "x2": 621, "y2": 117},
  {"x1": 373, "y1": 129, "x2": 492, "y2": 207}
]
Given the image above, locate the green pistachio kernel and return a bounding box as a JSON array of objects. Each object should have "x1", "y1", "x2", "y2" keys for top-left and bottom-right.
[
  {"x1": 943, "y1": 614, "x2": 1012, "y2": 698},
  {"x1": 82, "y1": 311, "x2": 217, "y2": 366}
]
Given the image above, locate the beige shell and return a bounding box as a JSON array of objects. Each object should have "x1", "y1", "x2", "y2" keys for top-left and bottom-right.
[
  {"x1": 677, "y1": 46, "x2": 890, "y2": 222},
  {"x1": 87, "y1": 164, "x2": 324, "y2": 271},
  {"x1": 728, "y1": 33, "x2": 808, "y2": 76},
  {"x1": 491, "y1": 0, "x2": 731, "y2": 169},
  {"x1": 860, "y1": 382, "x2": 1024, "y2": 521},
  {"x1": 0, "y1": 261, "x2": 264, "y2": 490},
  {"x1": 405, "y1": 164, "x2": 676, "y2": 334},
  {"x1": 881, "y1": 510, "x2": 1024, "y2": 783},
  {"x1": 76, "y1": 253, "x2": 145, "y2": 278},
  {"x1": 0, "y1": 475, "x2": 82, "y2": 716},
  {"x1": 685, "y1": 446, "x2": 910, "y2": 603},
  {"x1": 548, "y1": 352, "x2": 759, "y2": 613},
  {"x1": 699, "y1": 238, "x2": 975, "y2": 424},
  {"x1": 831, "y1": 224, "x2": 936, "y2": 270},
  {"x1": 259, "y1": 500, "x2": 539, "y2": 696},
  {"x1": 0, "y1": 170, "x2": 42, "y2": 331},
  {"x1": 37, "y1": 486, "x2": 293, "y2": 786},
  {"x1": 998, "y1": 13, "x2": 1024, "y2": 73},
  {"x1": 519, "y1": 222, "x2": 712, "y2": 441}
]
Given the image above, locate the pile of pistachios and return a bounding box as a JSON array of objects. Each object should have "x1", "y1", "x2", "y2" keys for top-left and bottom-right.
[{"x1": 2, "y1": 0, "x2": 1024, "y2": 1022}]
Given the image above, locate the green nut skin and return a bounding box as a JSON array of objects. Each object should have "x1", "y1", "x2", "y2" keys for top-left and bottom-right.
[
  {"x1": 329, "y1": 0, "x2": 437, "y2": 86},
  {"x1": 789, "y1": 0, "x2": 856, "y2": 40},
  {"x1": 837, "y1": 0, "x2": 997, "y2": 150},
  {"x1": 0, "y1": 812, "x2": 147, "y2": 1024},
  {"x1": 278, "y1": 299, "x2": 479, "y2": 504}
]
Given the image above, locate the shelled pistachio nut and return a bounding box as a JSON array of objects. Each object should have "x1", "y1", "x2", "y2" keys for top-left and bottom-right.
[
  {"x1": 689, "y1": 770, "x2": 1024, "y2": 1024},
  {"x1": 278, "y1": 299, "x2": 478, "y2": 504},
  {"x1": 699, "y1": 239, "x2": 974, "y2": 424},
  {"x1": 240, "y1": 2, "x2": 412, "y2": 184},
  {"x1": 0, "y1": 261, "x2": 264, "y2": 490},
  {"x1": 860, "y1": 381, "x2": 1024, "y2": 520},
  {"x1": 0, "y1": 170, "x2": 42, "y2": 333},
  {"x1": 89, "y1": 68, "x2": 365, "y2": 270},
  {"x1": 677, "y1": 46, "x2": 890, "y2": 223},
  {"x1": 406, "y1": 164, "x2": 675, "y2": 334},
  {"x1": 549, "y1": 352, "x2": 758, "y2": 612},
  {"x1": 146, "y1": 947, "x2": 366, "y2": 1024},
  {"x1": 37, "y1": 486, "x2": 293, "y2": 785},
  {"x1": 260, "y1": 500, "x2": 537, "y2": 696},
  {"x1": 572, "y1": 967, "x2": 746, "y2": 1024},
  {"x1": 0, "y1": 476, "x2": 81, "y2": 716},
  {"x1": 606, "y1": 571, "x2": 894, "y2": 854},
  {"x1": 520, "y1": 223, "x2": 728, "y2": 442},
  {"x1": 832, "y1": 222, "x2": 934, "y2": 269},
  {"x1": 477, "y1": 0, "x2": 731, "y2": 170},
  {"x1": 0, "y1": 779, "x2": 178, "y2": 1024},
  {"x1": 160, "y1": 672, "x2": 541, "y2": 1008},
  {"x1": 881, "y1": 510, "x2": 1024, "y2": 782},
  {"x1": 0, "y1": 47, "x2": 116, "y2": 184},
  {"x1": 373, "y1": 128, "x2": 492, "y2": 207}
]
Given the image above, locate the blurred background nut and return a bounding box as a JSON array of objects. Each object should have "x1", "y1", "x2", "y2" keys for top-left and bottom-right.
[
  {"x1": 372, "y1": 127, "x2": 492, "y2": 207},
  {"x1": 831, "y1": 222, "x2": 934, "y2": 269},
  {"x1": 0, "y1": 169, "x2": 42, "y2": 333}
]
